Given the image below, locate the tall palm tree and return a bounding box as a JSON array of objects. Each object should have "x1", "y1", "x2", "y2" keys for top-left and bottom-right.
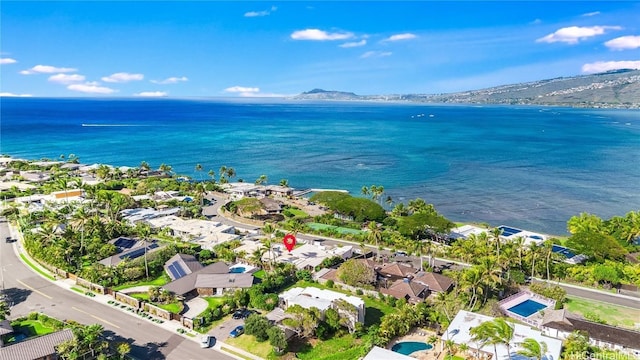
[
  {"x1": 367, "y1": 222, "x2": 382, "y2": 261},
  {"x1": 195, "y1": 163, "x2": 203, "y2": 181},
  {"x1": 491, "y1": 227, "x2": 503, "y2": 257},
  {"x1": 517, "y1": 338, "x2": 548, "y2": 360},
  {"x1": 492, "y1": 318, "x2": 515, "y2": 360},
  {"x1": 543, "y1": 240, "x2": 554, "y2": 281},
  {"x1": 262, "y1": 222, "x2": 276, "y2": 269},
  {"x1": 279, "y1": 179, "x2": 289, "y2": 187}
]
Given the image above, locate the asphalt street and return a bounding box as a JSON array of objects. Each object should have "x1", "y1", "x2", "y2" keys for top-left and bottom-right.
[{"x1": 0, "y1": 218, "x2": 234, "y2": 360}]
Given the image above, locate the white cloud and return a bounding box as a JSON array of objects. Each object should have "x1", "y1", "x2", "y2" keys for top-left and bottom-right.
[
  {"x1": 582, "y1": 11, "x2": 601, "y2": 17},
  {"x1": 530, "y1": 19, "x2": 542, "y2": 25},
  {"x1": 0, "y1": 92, "x2": 32, "y2": 97},
  {"x1": 48, "y1": 73, "x2": 86, "y2": 84},
  {"x1": 67, "y1": 82, "x2": 117, "y2": 94},
  {"x1": 150, "y1": 76, "x2": 189, "y2": 84},
  {"x1": 0, "y1": 58, "x2": 17, "y2": 65},
  {"x1": 20, "y1": 64, "x2": 77, "y2": 75},
  {"x1": 135, "y1": 91, "x2": 168, "y2": 97},
  {"x1": 605, "y1": 35, "x2": 640, "y2": 50},
  {"x1": 224, "y1": 86, "x2": 261, "y2": 97},
  {"x1": 245, "y1": 6, "x2": 277, "y2": 17},
  {"x1": 536, "y1": 25, "x2": 621, "y2": 44},
  {"x1": 101, "y1": 72, "x2": 144, "y2": 83},
  {"x1": 360, "y1": 51, "x2": 392, "y2": 59},
  {"x1": 339, "y1": 40, "x2": 367, "y2": 48},
  {"x1": 582, "y1": 60, "x2": 640, "y2": 73},
  {"x1": 224, "y1": 86, "x2": 260, "y2": 93},
  {"x1": 383, "y1": 33, "x2": 417, "y2": 42},
  {"x1": 291, "y1": 29, "x2": 354, "y2": 41}
]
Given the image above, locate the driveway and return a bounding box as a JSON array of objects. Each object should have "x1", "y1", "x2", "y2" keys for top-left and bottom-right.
[
  {"x1": 182, "y1": 297, "x2": 208, "y2": 318},
  {"x1": 208, "y1": 316, "x2": 245, "y2": 341}
]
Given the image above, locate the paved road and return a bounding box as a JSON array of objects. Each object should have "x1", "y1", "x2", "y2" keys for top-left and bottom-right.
[{"x1": 0, "y1": 218, "x2": 234, "y2": 360}]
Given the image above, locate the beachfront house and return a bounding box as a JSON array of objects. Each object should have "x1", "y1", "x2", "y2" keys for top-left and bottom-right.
[{"x1": 540, "y1": 309, "x2": 640, "y2": 357}]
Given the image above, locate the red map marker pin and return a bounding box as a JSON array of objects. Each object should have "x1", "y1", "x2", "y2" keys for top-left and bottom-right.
[{"x1": 283, "y1": 234, "x2": 296, "y2": 252}]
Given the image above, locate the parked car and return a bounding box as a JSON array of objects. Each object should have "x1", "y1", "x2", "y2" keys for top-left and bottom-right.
[
  {"x1": 200, "y1": 335, "x2": 213, "y2": 348},
  {"x1": 232, "y1": 309, "x2": 245, "y2": 319},
  {"x1": 229, "y1": 325, "x2": 244, "y2": 338}
]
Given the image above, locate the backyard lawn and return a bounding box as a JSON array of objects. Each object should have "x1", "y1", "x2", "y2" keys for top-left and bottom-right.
[
  {"x1": 565, "y1": 296, "x2": 640, "y2": 329},
  {"x1": 4, "y1": 320, "x2": 55, "y2": 344},
  {"x1": 294, "y1": 334, "x2": 368, "y2": 360}
]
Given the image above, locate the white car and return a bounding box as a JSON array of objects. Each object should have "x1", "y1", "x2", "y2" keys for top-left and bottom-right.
[{"x1": 200, "y1": 335, "x2": 212, "y2": 348}]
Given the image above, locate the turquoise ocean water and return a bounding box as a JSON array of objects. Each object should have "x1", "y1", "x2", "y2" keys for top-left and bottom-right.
[{"x1": 1, "y1": 97, "x2": 639, "y2": 235}]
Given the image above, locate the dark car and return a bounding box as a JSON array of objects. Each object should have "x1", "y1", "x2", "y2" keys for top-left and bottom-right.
[
  {"x1": 5, "y1": 236, "x2": 15, "y2": 243},
  {"x1": 229, "y1": 325, "x2": 244, "y2": 338},
  {"x1": 232, "y1": 309, "x2": 246, "y2": 320}
]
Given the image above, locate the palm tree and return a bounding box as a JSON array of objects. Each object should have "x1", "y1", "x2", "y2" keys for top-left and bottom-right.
[
  {"x1": 367, "y1": 222, "x2": 382, "y2": 261},
  {"x1": 492, "y1": 318, "x2": 515, "y2": 360},
  {"x1": 116, "y1": 342, "x2": 131, "y2": 360},
  {"x1": 527, "y1": 242, "x2": 541, "y2": 279},
  {"x1": 208, "y1": 169, "x2": 216, "y2": 182},
  {"x1": 262, "y1": 222, "x2": 276, "y2": 269},
  {"x1": 361, "y1": 186, "x2": 370, "y2": 197},
  {"x1": 279, "y1": 179, "x2": 289, "y2": 187},
  {"x1": 517, "y1": 338, "x2": 548, "y2": 360},
  {"x1": 491, "y1": 227, "x2": 503, "y2": 257},
  {"x1": 0, "y1": 300, "x2": 10, "y2": 320},
  {"x1": 255, "y1": 174, "x2": 268, "y2": 185},
  {"x1": 195, "y1": 163, "x2": 203, "y2": 181},
  {"x1": 542, "y1": 240, "x2": 554, "y2": 281}
]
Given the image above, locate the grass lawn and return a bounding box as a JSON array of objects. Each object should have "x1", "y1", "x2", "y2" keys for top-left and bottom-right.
[
  {"x1": 221, "y1": 347, "x2": 253, "y2": 360},
  {"x1": 5, "y1": 320, "x2": 55, "y2": 343},
  {"x1": 202, "y1": 296, "x2": 227, "y2": 309},
  {"x1": 225, "y1": 334, "x2": 274, "y2": 359},
  {"x1": 113, "y1": 273, "x2": 170, "y2": 291},
  {"x1": 20, "y1": 254, "x2": 55, "y2": 281},
  {"x1": 307, "y1": 223, "x2": 364, "y2": 235},
  {"x1": 155, "y1": 302, "x2": 183, "y2": 314},
  {"x1": 130, "y1": 292, "x2": 150, "y2": 301},
  {"x1": 286, "y1": 208, "x2": 309, "y2": 218},
  {"x1": 289, "y1": 280, "x2": 393, "y2": 326},
  {"x1": 564, "y1": 296, "x2": 640, "y2": 329},
  {"x1": 295, "y1": 334, "x2": 367, "y2": 360},
  {"x1": 253, "y1": 270, "x2": 266, "y2": 279},
  {"x1": 71, "y1": 286, "x2": 85, "y2": 294}
]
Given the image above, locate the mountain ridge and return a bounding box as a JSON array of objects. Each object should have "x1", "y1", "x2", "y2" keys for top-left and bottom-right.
[{"x1": 291, "y1": 69, "x2": 640, "y2": 109}]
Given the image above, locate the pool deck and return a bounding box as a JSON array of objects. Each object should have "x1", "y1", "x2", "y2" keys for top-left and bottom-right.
[{"x1": 389, "y1": 329, "x2": 447, "y2": 360}]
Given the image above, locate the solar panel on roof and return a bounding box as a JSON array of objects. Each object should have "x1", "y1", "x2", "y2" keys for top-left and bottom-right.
[
  {"x1": 168, "y1": 263, "x2": 185, "y2": 279},
  {"x1": 120, "y1": 248, "x2": 146, "y2": 260},
  {"x1": 114, "y1": 238, "x2": 136, "y2": 249},
  {"x1": 148, "y1": 243, "x2": 159, "y2": 249}
]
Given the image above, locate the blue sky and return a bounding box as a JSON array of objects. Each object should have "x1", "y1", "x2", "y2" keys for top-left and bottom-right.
[{"x1": 1, "y1": 1, "x2": 639, "y2": 97}]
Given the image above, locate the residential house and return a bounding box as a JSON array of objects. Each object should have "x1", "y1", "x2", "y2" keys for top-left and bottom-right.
[
  {"x1": 164, "y1": 253, "x2": 204, "y2": 281},
  {"x1": 259, "y1": 197, "x2": 283, "y2": 214},
  {"x1": 265, "y1": 185, "x2": 293, "y2": 198},
  {"x1": 146, "y1": 215, "x2": 238, "y2": 249},
  {"x1": 98, "y1": 240, "x2": 163, "y2": 267},
  {"x1": 279, "y1": 287, "x2": 366, "y2": 328},
  {"x1": 363, "y1": 346, "x2": 414, "y2": 360},
  {"x1": 445, "y1": 310, "x2": 562, "y2": 360},
  {"x1": 268, "y1": 242, "x2": 353, "y2": 270},
  {"x1": 162, "y1": 261, "x2": 254, "y2": 298},
  {"x1": 412, "y1": 271, "x2": 454, "y2": 294},
  {"x1": 381, "y1": 278, "x2": 429, "y2": 304},
  {"x1": 0, "y1": 327, "x2": 74, "y2": 360},
  {"x1": 223, "y1": 182, "x2": 266, "y2": 200},
  {"x1": 541, "y1": 309, "x2": 640, "y2": 356}
]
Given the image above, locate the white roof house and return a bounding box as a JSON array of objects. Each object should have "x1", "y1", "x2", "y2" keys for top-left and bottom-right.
[
  {"x1": 445, "y1": 310, "x2": 562, "y2": 360},
  {"x1": 363, "y1": 346, "x2": 414, "y2": 360},
  {"x1": 279, "y1": 287, "x2": 365, "y2": 325},
  {"x1": 223, "y1": 182, "x2": 267, "y2": 199},
  {"x1": 120, "y1": 207, "x2": 181, "y2": 224},
  {"x1": 147, "y1": 215, "x2": 238, "y2": 249},
  {"x1": 271, "y1": 242, "x2": 353, "y2": 270},
  {"x1": 449, "y1": 225, "x2": 489, "y2": 240}
]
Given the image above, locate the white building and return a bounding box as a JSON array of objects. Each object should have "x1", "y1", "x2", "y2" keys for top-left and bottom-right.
[
  {"x1": 271, "y1": 242, "x2": 353, "y2": 270},
  {"x1": 279, "y1": 287, "x2": 365, "y2": 327},
  {"x1": 448, "y1": 225, "x2": 489, "y2": 240},
  {"x1": 445, "y1": 310, "x2": 562, "y2": 360},
  {"x1": 146, "y1": 215, "x2": 238, "y2": 249}
]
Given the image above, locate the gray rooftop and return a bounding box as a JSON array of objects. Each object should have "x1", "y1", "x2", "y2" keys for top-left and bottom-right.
[{"x1": 0, "y1": 328, "x2": 74, "y2": 360}]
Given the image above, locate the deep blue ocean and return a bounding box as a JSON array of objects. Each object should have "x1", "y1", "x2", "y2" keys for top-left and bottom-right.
[{"x1": 1, "y1": 97, "x2": 639, "y2": 235}]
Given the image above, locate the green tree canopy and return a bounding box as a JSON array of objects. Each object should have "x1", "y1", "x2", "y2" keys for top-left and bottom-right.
[
  {"x1": 310, "y1": 191, "x2": 386, "y2": 222},
  {"x1": 566, "y1": 230, "x2": 626, "y2": 262},
  {"x1": 336, "y1": 258, "x2": 376, "y2": 287}
]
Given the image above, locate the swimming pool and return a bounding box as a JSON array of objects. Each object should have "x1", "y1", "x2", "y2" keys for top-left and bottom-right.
[
  {"x1": 552, "y1": 245, "x2": 576, "y2": 258},
  {"x1": 507, "y1": 299, "x2": 547, "y2": 317},
  {"x1": 391, "y1": 342, "x2": 433, "y2": 355},
  {"x1": 497, "y1": 225, "x2": 522, "y2": 237},
  {"x1": 229, "y1": 266, "x2": 246, "y2": 273}
]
